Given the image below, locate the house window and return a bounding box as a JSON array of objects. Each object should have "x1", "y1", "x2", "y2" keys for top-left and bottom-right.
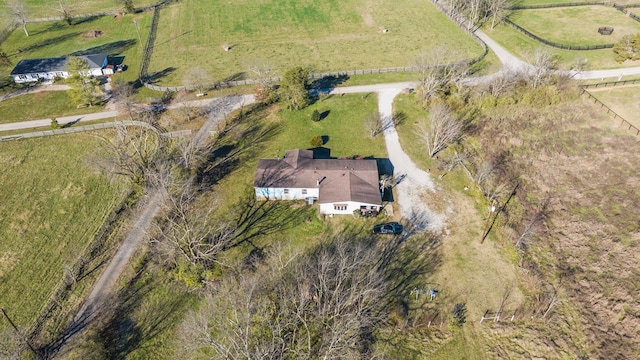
[
  {"x1": 334, "y1": 204, "x2": 348, "y2": 211},
  {"x1": 18, "y1": 75, "x2": 27, "y2": 79},
  {"x1": 283, "y1": 189, "x2": 290, "y2": 195},
  {"x1": 302, "y1": 189, "x2": 307, "y2": 195}
]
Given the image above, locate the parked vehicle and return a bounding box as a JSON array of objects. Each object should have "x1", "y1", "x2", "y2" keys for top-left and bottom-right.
[{"x1": 373, "y1": 222, "x2": 403, "y2": 235}]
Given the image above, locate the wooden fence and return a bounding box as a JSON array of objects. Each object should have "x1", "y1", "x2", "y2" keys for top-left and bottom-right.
[
  {"x1": 142, "y1": 0, "x2": 489, "y2": 92},
  {"x1": 509, "y1": 1, "x2": 604, "y2": 9},
  {"x1": 503, "y1": 18, "x2": 614, "y2": 50},
  {"x1": 580, "y1": 88, "x2": 640, "y2": 136}
]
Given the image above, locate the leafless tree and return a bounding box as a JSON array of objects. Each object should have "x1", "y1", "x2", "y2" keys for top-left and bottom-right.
[
  {"x1": 6, "y1": 0, "x2": 29, "y2": 37},
  {"x1": 246, "y1": 60, "x2": 277, "y2": 86},
  {"x1": 172, "y1": 90, "x2": 202, "y2": 122},
  {"x1": 154, "y1": 180, "x2": 239, "y2": 269},
  {"x1": 528, "y1": 48, "x2": 556, "y2": 89},
  {"x1": 412, "y1": 47, "x2": 467, "y2": 104},
  {"x1": 415, "y1": 104, "x2": 463, "y2": 157},
  {"x1": 183, "y1": 67, "x2": 212, "y2": 94},
  {"x1": 487, "y1": 0, "x2": 512, "y2": 29},
  {"x1": 180, "y1": 233, "x2": 393, "y2": 359},
  {"x1": 364, "y1": 110, "x2": 383, "y2": 137},
  {"x1": 467, "y1": 0, "x2": 487, "y2": 29},
  {"x1": 53, "y1": 0, "x2": 75, "y2": 25},
  {"x1": 92, "y1": 123, "x2": 162, "y2": 184},
  {"x1": 515, "y1": 198, "x2": 549, "y2": 250},
  {"x1": 487, "y1": 67, "x2": 525, "y2": 97},
  {"x1": 111, "y1": 80, "x2": 137, "y2": 120}
]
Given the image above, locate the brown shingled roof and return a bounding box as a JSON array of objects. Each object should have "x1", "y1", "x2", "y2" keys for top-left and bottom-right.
[{"x1": 254, "y1": 149, "x2": 381, "y2": 205}]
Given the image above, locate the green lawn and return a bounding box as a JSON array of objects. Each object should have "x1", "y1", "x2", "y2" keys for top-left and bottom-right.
[
  {"x1": 0, "y1": 91, "x2": 105, "y2": 123},
  {"x1": 0, "y1": 133, "x2": 128, "y2": 328},
  {"x1": 1, "y1": 13, "x2": 152, "y2": 84},
  {"x1": 588, "y1": 85, "x2": 640, "y2": 130},
  {"x1": 0, "y1": 0, "x2": 157, "y2": 19},
  {"x1": 148, "y1": 0, "x2": 485, "y2": 86},
  {"x1": 483, "y1": 21, "x2": 640, "y2": 70},
  {"x1": 510, "y1": 6, "x2": 640, "y2": 46}
]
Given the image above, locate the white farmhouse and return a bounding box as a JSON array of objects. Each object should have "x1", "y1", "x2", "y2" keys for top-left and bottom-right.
[
  {"x1": 254, "y1": 149, "x2": 382, "y2": 215},
  {"x1": 10, "y1": 54, "x2": 111, "y2": 83}
]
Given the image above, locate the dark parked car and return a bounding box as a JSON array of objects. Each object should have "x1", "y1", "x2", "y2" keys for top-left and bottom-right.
[{"x1": 373, "y1": 222, "x2": 403, "y2": 235}]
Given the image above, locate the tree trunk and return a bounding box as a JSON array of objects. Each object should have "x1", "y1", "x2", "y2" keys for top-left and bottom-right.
[{"x1": 22, "y1": 22, "x2": 29, "y2": 37}]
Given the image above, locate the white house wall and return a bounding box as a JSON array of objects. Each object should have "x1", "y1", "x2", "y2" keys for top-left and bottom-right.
[
  {"x1": 255, "y1": 187, "x2": 319, "y2": 200},
  {"x1": 13, "y1": 68, "x2": 103, "y2": 83},
  {"x1": 319, "y1": 201, "x2": 381, "y2": 215}
]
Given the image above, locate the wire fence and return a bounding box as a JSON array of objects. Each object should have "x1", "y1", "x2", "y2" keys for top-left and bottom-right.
[
  {"x1": 0, "y1": 120, "x2": 188, "y2": 142},
  {"x1": 580, "y1": 79, "x2": 640, "y2": 89},
  {"x1": 580, "y1": 88, "x2": 640, "y2": 136}
]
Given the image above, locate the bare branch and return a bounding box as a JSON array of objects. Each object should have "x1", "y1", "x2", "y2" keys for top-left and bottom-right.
[{"x1": 415, "y1": 104, "x2": 463, "y2": 157}]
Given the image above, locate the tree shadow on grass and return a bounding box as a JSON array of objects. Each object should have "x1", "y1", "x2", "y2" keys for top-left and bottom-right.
[
  {"x1": 197, "y1": 104, "x2": 281, "y2": 186},
  {"x1": 229, "y1": 189, "x2": 312, "y2": 250},
  {"x1": 310, "y1": 74, "x2": 349, "y2": 93},
  {"x1": 37, "y1": 260, "x2": 188, "y2": 359},
  {"x1": 72, "y1": 15, "x2": 103, "y2": 26},
  {"x1": 14, "y1": 32, "x2": 81, "y2": 55},
  {"x1": 43, "y1": 256, "x2": 190, "y2": 359},
  {"x1": 144, "y1": 67, "x2": 176, "y2": 84},
  {"x1": 70, "y1": 39, "x2": 137, "y2": 56}
]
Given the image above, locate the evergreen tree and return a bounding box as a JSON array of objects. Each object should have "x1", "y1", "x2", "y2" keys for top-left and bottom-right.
[
  {"x1": 280, "y1": 66, "x2": 310, "y2": 110},
  {"x1": 66, "y1": 56, "x2": 102, "y2": 107}
]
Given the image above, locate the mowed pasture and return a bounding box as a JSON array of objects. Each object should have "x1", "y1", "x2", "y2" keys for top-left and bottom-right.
[
  {"x1": 0, "y1": 91, "x2": 105, "y2": 123},
  {"x1": 509, "y1": 6, "x2": 640, "y2": 46},
  {"x1": 0, "y1": 0, "x2": 157, "y2": 18},
  {"x1": 0, "y1": 13, "x2": 152, "y2": 84},
  {"x1": 0, "y1": 134, "x2": 127, "y2": 327},
  {"x1": 148, "y1": 0, "x2": 485, "y2": 85},
  {"x1": 486, "y1": 21, "x2": 628, "y2": 70},
  {"x1": 589, "y1": 85, "x2": 640, "y2": 130}
]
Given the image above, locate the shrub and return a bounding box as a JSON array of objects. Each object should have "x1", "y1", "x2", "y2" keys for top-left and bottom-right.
[
  {"x1": 310, "y1": 135, "x2": 324, "y2": 147},
  {"x1": 50, "y1": 118, "x2": 61, "y2": 129},
  {"x1": 311, "y1": 109, "x2": 321, "y2": 122}
]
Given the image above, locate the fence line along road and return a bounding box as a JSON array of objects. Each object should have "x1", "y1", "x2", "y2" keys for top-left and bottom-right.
[
  {"x1": 580, "y1": 88, "x2": 640, "y2": 136},
  {"x1": 0, "y1": 121, "x2": 192, "y2": 142}
]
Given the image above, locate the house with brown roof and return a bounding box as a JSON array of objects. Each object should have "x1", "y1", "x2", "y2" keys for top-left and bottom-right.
[{"x1": 254, "y1": 149, "x2": 382, "y2": 215}]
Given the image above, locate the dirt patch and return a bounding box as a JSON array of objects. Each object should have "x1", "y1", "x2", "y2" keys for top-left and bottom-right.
[{"x1": 81, "y1": 30, "x2": 104, "y2": 38}]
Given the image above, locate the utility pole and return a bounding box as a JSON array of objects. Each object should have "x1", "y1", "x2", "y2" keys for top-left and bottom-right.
[
  {"x1": 1, "y1": 308, "x2": 42, "y2": 359},
  {"x1": 480, "y1": 203, "x2": 496, "y2": 244}
]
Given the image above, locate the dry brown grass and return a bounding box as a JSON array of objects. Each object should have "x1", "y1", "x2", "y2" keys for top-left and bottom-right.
[{"x1": 469, "y1": 93, "x2": 640, "y2": 358}]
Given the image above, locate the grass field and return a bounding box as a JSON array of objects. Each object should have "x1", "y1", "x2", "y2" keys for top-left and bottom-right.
[
  {"x1": 484, "y1": 21, "x2": 638, "y2": 70},
  {"x1": 0, "y1": 91, "x2": 106, "y2": 123},
  {"x1": 0, "y1": 12, "x2": 152, "y2": 84},
  {"x1": 148, "y1": 0, "x2": 485, "y2": 86},
  {"x1": 0, "y1": 0, "x2": 157, "y2": 19},
  {"x1": 392, "y1": 94, "x2": 525, "y2": 359},
  {"x1": 0, "y1": 133, "x2": 128, "y2": 328},
  {"x1": 510, "y1": 6, "x2": 640, "y2": 46},
  {"x1": 588, "y1": 85, "x2": 640, "y2": 130}
]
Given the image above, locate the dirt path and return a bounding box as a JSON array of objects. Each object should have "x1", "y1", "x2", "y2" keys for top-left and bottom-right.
[
  {"x1": 377, "y1": 88, "x2": 445, "y2": 232},
  {"x1": 52, "y1": 95, "x2": 254, "y2": 356}
]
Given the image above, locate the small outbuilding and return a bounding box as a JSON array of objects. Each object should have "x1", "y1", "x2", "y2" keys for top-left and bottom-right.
[{"x1": 10, "y1": 54, "x2": 110, "y2": 83}]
